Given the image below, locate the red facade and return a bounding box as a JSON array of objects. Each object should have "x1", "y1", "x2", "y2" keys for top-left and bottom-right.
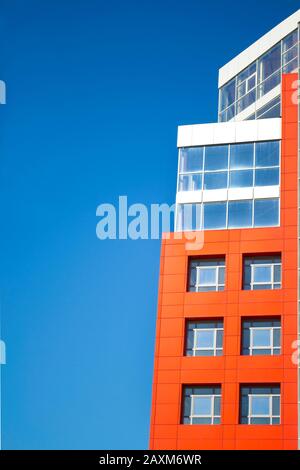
[{"x1": 149, "y1": 74, "x2": 298, "y2": 450}]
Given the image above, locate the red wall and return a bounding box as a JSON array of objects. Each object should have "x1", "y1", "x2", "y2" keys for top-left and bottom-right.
[{"x1": 149, "y1": 74, "x2": 298, "y2": 450}]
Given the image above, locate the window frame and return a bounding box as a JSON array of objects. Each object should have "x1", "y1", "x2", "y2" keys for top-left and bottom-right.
[
  {"x1": 189, "y1": 260, "x2": 225, "y2": 292},
  {"x1": 192, "y1": 326, "x2": 223, "y2": 356},
  {"x1": 249, "y1": 325, "x2": 281, "y2": 355},
  {"x1": 250, "y1": 262, "x2": 281, "y2": 290},
  {"x1": 248, "y1": 393, "x2": 280, "y2": 425}
]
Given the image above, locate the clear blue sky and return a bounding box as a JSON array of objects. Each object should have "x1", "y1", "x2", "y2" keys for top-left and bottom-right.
[{"x1": 0, "y1": 0, "x2": 297, "y2": 450}]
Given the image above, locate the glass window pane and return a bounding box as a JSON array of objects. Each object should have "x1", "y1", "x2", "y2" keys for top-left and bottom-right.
[
  {"x1": 228, "y1": 200, "x2": 252, "y2": 228},
  {"x1": 220, "y1": 79, "x2": 236, "y2": 111},
  {"x1": 230, "y1": 143, "x2": 254, "y2": 169},
  {"x1": 274, "y1": 265, "x2": 281, "y2": 283},
  {"x1": 216, "y1": 330, "x2": 223, "y2": 349},
  {"x1": 273, "y1": 329, "x2": 281, "y2": 348},
  {"x1": 251, "y1": 417, "x2": 270, "y2": 424},
  {"x1": 178, "y1": 174, "x2": 202, "y2": 192},
  {"x1": 193, "y1": 396, "x2": 211, "y2": 416},
  {"x1": 282, "y1": 44, "x2": 297, "y2": 66},
  {"x1": 193, "y1": 417, "x2": 211, "y2": 424},
  {"x1": 283, "y1": 57, "x2": 298, "y2": 73},
  {"x1": 204, "y1": 171, "x2": 227, "y2": 190},
  {"x1": 198, "y1": 267, "x2": 217, "y2": 286},
  {"x1": 180, "y1": 147, "x2": 204, "y2": 173},
  {"x1": 255, "y1": 168, "x2": 279, "y2": 186},
  {"x1": 218, "y1": 266, "x2": 225, "y2": 285},
  {"x1": 253, "y1": 265, "x2": 272, "y2": 283},
  {"x1": 229, "y1": 170, "x2": 253, "y2": 188},
  {"x1": 195, "y1": 330, "x2": 214, "y2": 349},
  {"x1": 178, "y1": 204, "x2": 202, "y2": 231},
  {"x1": 214, "y1": 396, "x2": 221, "y2": 415},
  {"x1": 251, "y1": 396, "x2": 270, "y2": 415},
  {"x1": 183, "y1": 396, "x2": 191, "y2": 417},
  {"x1": 237, "y1": 89, "x2": 256, "y2": 113},
  {"x1": 204, "y1": 202, "x2": 227, "y2": 230},
  {"x1": 258, "y1": 43, "x2": 281, "y2": 82},
  {"x1": 204, "y1": 146, "x2": 228, "y2": 171},
  {"x1": 272, "y1": 396, "x2": 280, "y2": 415},
  {"x1": 255, "y1": 141, "x2": 279, "y2": 167},
  {"x1": 252, "y1": 329, "x2": 271, "y2": 348},
  {"x1": 254, "y1": 199, "x2": 279, "y2": 227},
  {"x1": 282, "y1": 30, "x2": 298, "y2": 53}
]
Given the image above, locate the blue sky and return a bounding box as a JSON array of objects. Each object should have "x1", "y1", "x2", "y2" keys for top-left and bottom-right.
[{"x1": 0, "y1": 0, "x2": 298, "y2": 450}]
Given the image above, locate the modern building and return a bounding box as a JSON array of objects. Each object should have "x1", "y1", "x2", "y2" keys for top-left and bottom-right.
[{"x1": 150, "y1": 10, "x2": 300, "y2": 450}]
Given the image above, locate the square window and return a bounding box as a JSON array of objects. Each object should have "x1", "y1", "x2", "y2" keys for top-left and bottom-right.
[
  {"x1": 243, "y1": 255, "x2": 281, "y2": 291},
  {"x1": 189, "y1": 258, "x2": 225, "y2": 292},
  {"x1": 185, "y1": 320, "x2": 224, "y2": 357},
  {"x1": 182, "y1": 386, "x2": 221, "y2": 425},
  {"x1": 240, "y1": 385, "x2": 280, "y2": 425},
  {"x1": 242, "y1": 318, "x2": 281, "y2": 356}
]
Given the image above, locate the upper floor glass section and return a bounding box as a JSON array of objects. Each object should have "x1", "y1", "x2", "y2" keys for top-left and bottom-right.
[
  {"x1": 178, "y1": 140, "x2": 280, "y2": 192},
  {"x1": 218, "y1": 29, "x2": 298, "y2": 122}
]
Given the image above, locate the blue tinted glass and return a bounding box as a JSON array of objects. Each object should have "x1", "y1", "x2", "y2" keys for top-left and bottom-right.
[
  {"x1": 254, "y1": 199, "x2": 279, "y2": 227},
  {"x1": 183, "y1": 396, "x2": 191, "y2": 416},
  {"x1": 199, "y1": 268, "x2": 217, "y2": 286},
  {"x1": 273, "y1": 396, "x2": 280, "y2": 415},
  {"x1": 204, "y1": 172, "x2": 227, "y2": 190},
  {"x1": 193, "y1": 396, "x2": 211, "y2": 415},
  {"x1": 204, "y1": 146, "x2": 228, "y2": 171},
  {"x1": 255, "y1": 168, "x2": 279, "y2": 186},
  {"x1": 282, "y1": 30, "x2": 298, "y2": 52},
  {"x1": 258, "y1": 43, "x2": 281, "y2": 82},
  {"x1": 252, "y1": 329, "x2": 271, "y2": 347},
  {"x1": 273, "y1": 328, "x2": 281, "y2": 348},
  {"x1": 179, "y1": 174, "x2": 203, "y2": 192},
  {"x1": 255, "y1": 141, "x2": 279, "y2": 167},
  {"x1": 230, "y1": 143, "x2": 254, "y2": 169},
  {"x1": 229, "y1": 170, "x2": 253, "y2": 187},
  {"x1": 253, "y1": 265, "x2": 272, "y2": 283},
  {"x1": 204, "y1": 202, "x2": 227, "y2": 230},
  {"x1": 180, "y1": 147, "x2": 203, "y2": 172},
  {"x1": 178, "y1": 204, "x2": 202, "y2": 231},
  {"x1": 252, "y1": 396, "x2": 270, "y2": 415},
  {"x1": 228, "y1": 200, "x2": 252, "y2": 228},
  {"x1": 196, "y1": 330, "x2": 214, "y2": 349},
  {"x1": 220, "y1": 79, "x2": 236, "y2": 111}
]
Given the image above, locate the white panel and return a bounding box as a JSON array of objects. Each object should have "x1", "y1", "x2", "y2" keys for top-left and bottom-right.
[
  {"x1": 176, "y1": 191, "x2": 202, "y2": 204},
  {"x1": 257, "y1": 119, "x2": 281, "y2": 140},
  {"x1": 177, "y1": 118, "x2": 281, "y2": 148},
  {"x1": 202, "y1": 189, "x2": 227, "y2": 202},
  {"x1": 218, "y1": 9, "x2": 300, "y2": 87},
  {"x1": 190, "y1": 123, "x2": 215, "y2": 146},
  {"x1": 235, "y1": 120, "x2": 258, "y2": 142},
  {"x1": 253, "y1": 185, "x2": 280, "y2": 199},
  {"x1": 177, "y1": 125, "x2": 193, "y2": 147},
  {"x1": 213, "y1": 123, "x2": 236, "y2": 144},
  {"x1": 228, "y1": 187, "x2": 254, "y2": 200}
]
